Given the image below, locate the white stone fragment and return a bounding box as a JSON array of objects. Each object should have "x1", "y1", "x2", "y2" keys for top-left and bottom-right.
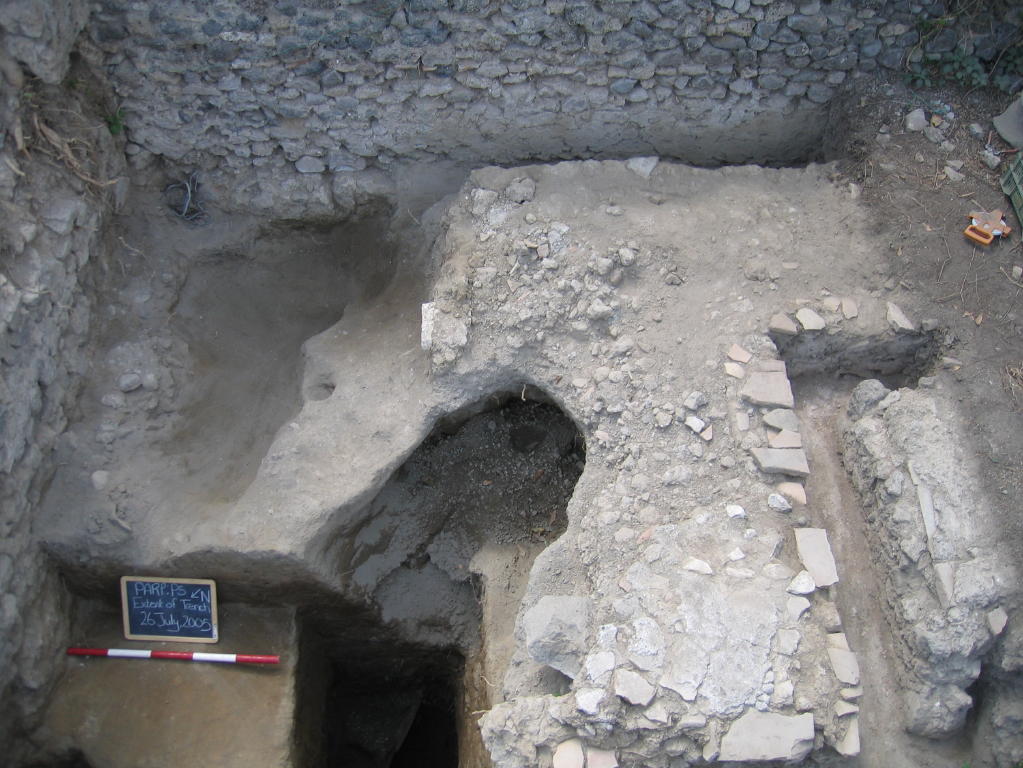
[
  {"x1": 585, "y1": 650, "x2": 616, "y2": 684},
  {"x1": 724, "y1": 361, "x2": 745, "y2": 378},
  {"x1": 644, "y1": 702, "x2": 670, "y2": 723},
  {"x1": 794, "y1": 528, "x2": 839, "y2": 587},
  {"x1": 751, "y1": 447, "x2": 810, "y2": 477},
  {"x1": 725, "y1": 504, "x2": 747, "y2": 519},
  {"x1": 905, "y1": 108, "x2": 927, "y2": 131},
  {"x1": 576, "y1": 688, "x2": 604, "y2": 715},
  {"x1": 727, "y1": 343, "x2": 753, "y2": 363},
  {"x1": 988, "y1": 607, "x2": 1009, "y2": 636},
  {"x1": 795, "y1": 307, "x2": 826, "y2": 330},
  {"x1": 420, "y1": 302, "x2": 437, "y2": 350},
  {"x1": 586, "y1": 747, "x2": 618, "y2": 768},
  {"x1": 840, "y1": 686, "x2": 863, "y2": 700},
  {"x1": 768, "y1": 313, "x2": 799, "y2": 336},
  {"x1": 835, "y1": 700, "x2": 859, "y2": 717},
  {"x1": 772, "y1": 679, "x2": 795, "y2": 707},
  {"x1": 767, "y1": 429, "x2": 802, "y2": 449},
  {"x1": 933, "y1": 561, "x2": 957, "y2": 608},
  {"x1": 719, "y1": 711, "x2": 815, "y2": 762},
  {"x1": 90, "y1": 470, "x2": 110, "y2": 491},
  {"x1": 787, "y1": 596, "x2": 811, "y2": 621},
  {"x1": 828, "y1": 632, "x2": 850, "y2": 650},
  {"x1": 827, "y1": 647, "x2": 861, "y2": 685},
  {"x1": 835, "y1": 716, "x2": 860, "y2": 756},
  {"x1": 776, "y1": 481, "x2": 807, "y2": 506},
  {"x1": 776, "y1": 628, "x2": 800, "y2": 655},
  {"x1": 597, "y1": 624, "x2": 618, "y2": 648},
  {"x1": 762, "y1": 408, "x2": 800, "y2": 431},
  {"x1": 523, "y1": 596, "x2": 591, "y2": 678},
  {"x1": 740, "y1": 371, "x2": 795, "y2": 408},
  {"x1": 553, "y1": 738, "x2": 585, "y2": 768},
  {"x1": 728, "y1": 547, "x2": 746, "y2": 561},
  {"x1": 725, "y1": 566, "x2": 755, "y2": 579},
  {"x1": 684, "y1": 415, "x2": 706, "y2": 433},
  {"x1": 768, "y1": 493, "x2": 792, "y2": 512},
  {"x1": 678, "y1": 713, "x2": 707, "y2": 729},
  {"x1": 625, "y1": 156, "x2": 659, "y2": 178},
  {"x1": 614, "y1": 668, "x2": 656, "y2": 706},
  {"x1": 763, "y1": 562, "x2": 795, "y2": 580},
  {"x1": 683, "y1": 557, "x2": 713, "y2": 575},
  {"x1": 886, "y1": 301, "x2": 915, "y2": 331},
  {"x1": 786, "y1": 570, "x2": 816, "y2": 595}
]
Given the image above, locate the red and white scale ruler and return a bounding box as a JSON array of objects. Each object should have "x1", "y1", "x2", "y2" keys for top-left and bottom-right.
[{"x1": 67, "y1": 647, "x2": 279, "y2": 665}]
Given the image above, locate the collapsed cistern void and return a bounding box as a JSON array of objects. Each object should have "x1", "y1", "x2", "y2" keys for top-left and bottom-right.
[{"x1": 298, "y1": 390, "x2": 586, "y2": 768}]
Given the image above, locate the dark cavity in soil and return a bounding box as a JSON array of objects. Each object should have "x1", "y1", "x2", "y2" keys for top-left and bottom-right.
[{"x1": 300, "y1": 393, "x2": 585, "y2": 768}]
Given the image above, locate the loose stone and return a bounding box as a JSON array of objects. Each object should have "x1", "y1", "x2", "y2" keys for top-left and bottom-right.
[
  {"x1": 768, "y1": 429, "x2": 802, "y2": 449},
  {"x1": 724, "y1": 361, "x2": 745, "y2": 378},
  {"x1": 794, "y1": 528, "x2": 839, "y2": 587},
  {"x1": 553, "y1": 738, "x2": 585, "y2": 768},
  {"x1": 614, "y1": 668, "x2": 656, "y2": 706},
  {"x1": 776, "y1": 481, "x2": 807, "y2": 506},
  {"x1": 795, "y1": 307, "x2": 826, "y2": 330},
  {"x1": 751, "y1": 447, "x2": 810, "y2": 477},
  {"x1": 740, "y1": 371, "x2": 795, "y2": 408},
  {"x1": 719, "y1": 711, "x2": 815, "y2": 762},
  {"x1": 684, "y1": 415, "x2": 706, "y2": 433},
  {"x1": 683, "y1": 557, "x2": 713, "y2": 575},
  {"x1": 886, "y1": 302, "x2": 915, "y2": 331},
  {"x1": 727, "y1": 343, "x2": 752, "y2": 363},
  {"x1": 827, "y1": 647, "x2": 861, "y2": 685},
  {"x1": 786, "y1": 570, "x2": 816, "y2": 595},
  {"x1": 725, "y1": 504, "x2": 747, "y2": 519},
  {"x1": 762, "y1": 408, "x2": 800, "y2": 431},
  {"x1": 768, "y1": 313, "x2": 799, "y2": 335},
  {"x1": 117, "y1": 372, "x2": 143, "y2": 392}
]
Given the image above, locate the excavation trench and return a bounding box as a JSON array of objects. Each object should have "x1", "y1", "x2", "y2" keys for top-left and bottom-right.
[
  {"x1": 297, "y1": 392, "x2": 586, "y2": 768},
  {"x1": 777, "y1": 325, "x2": 990, "y2": 767}
]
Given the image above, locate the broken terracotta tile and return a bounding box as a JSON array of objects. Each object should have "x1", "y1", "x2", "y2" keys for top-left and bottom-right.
[
  {"x1": 768, "y1": 429, "x2": 802, "y2": 449},
  {"x1": 727, "y1": 343, "x2": 752, "y2": 363}
]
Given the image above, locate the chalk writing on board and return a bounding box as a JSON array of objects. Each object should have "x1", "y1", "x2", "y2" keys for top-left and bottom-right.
[{"x1": 120, "y1": 576, "x2": 219, "y2": 643}]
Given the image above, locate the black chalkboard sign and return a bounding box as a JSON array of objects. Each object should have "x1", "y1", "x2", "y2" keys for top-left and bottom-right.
[{"x1": 120, "y1": 576, "x2": 219, "y2": 643}]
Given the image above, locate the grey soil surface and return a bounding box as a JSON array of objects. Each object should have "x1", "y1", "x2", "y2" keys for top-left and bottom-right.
[{"x1": 30, "y1": 78, "x2": 1023, "y2": 768}]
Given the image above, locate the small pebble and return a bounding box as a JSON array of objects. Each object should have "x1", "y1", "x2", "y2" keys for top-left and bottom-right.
[{"x1": 117, "y1": 372, "x2": 143, "y2": 393}]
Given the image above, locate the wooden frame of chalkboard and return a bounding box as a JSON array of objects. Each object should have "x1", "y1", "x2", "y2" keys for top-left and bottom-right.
[{"x1": 120, "y1": 576, "x2": 219, "y2": 643}]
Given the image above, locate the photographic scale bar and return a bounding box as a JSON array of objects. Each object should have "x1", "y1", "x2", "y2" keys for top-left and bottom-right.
[{"x1": 67, "y1": 647, "x2": 280, "y2": 665}]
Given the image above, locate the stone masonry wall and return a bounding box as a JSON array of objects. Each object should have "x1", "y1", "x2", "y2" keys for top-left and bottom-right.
[
  {"x1": 87, "y1": 0, "x2": 967, "y2": 215},
  {"x1": 0, "y1": 26, "x2": 124, "y2": 760}
]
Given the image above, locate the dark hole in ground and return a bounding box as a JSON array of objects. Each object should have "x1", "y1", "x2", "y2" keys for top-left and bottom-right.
[
  {"x1": 298, "y1": 390, "x2": 586, "y2": 768},
  {"x1": 771, "y1": 325, "x2": 944, "y2": 389},
  {"x1": 322, "y1": 650, "x2": 462, "y2": 768}
]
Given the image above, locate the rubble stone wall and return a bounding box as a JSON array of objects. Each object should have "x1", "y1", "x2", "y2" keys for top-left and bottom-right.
[
  {"x1": 0, "y1": 36, "x2": 123, "y2": 762},
  {"x1": 80, "y1": 0, "x2": 983, "y2": 213}
]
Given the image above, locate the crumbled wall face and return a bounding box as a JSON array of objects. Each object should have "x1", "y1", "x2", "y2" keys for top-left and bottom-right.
[
  {"x1": 842, "y1": 382, "x2": 1020, "y2": 748},
  {"x1": 0, "y1": 54, "x2": 123, "y2": 758},
  {"x1": 0, "y1": 0, "x2": 90, "y2": 83},
  {"x1": 87, "y1": 0, "x2": 956, "y2": 212}
]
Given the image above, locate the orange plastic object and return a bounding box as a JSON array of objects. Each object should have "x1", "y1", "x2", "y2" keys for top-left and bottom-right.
[
  {"x1": 964, "y1": 224, "x2": 995, "y2": 246},
  {"x1": 964, "y1": 209, "x2": 1011, "y2": 246}
]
